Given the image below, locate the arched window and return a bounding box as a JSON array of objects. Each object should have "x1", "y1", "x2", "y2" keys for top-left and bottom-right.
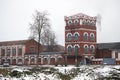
[
  {"x1": 68, "y1": 20, "x2": 72, "y2": 26},
  {"x1": 87, "y1": 20, "x2": 90, "y2": 26},
  {"x1": 74, "y1": 44, "x2": 79, "y2": 54},
  {"x1": 74, "y1": 46, "x2": 79, "y2": 53},
  {"x1": 74, "y1": 19, "x2": 79, "y2": 26},
  {"x1": 74, "y1": 32, "x2": 79, "y2": 40},
  {"x1": 84, "y1": 32, "x2": 88, "y2": 40},
  {"x1": 68, "y1": 34, "x2": 72, "y2": 41},
  {"x1": 84, "y1": 45, "x2": 88, "y2": 53},
  {"x1": 68, "y1": 46, "x2": 72, "y2": 53},
  {"x1": 91, "y1": 21, "x2": 95, "y2": 26},
  {"x1": 90, "y1": 33, "x2": 94, "y2": 41},
  {"x1": 82, "y1": 19, "x2": 86, "y2": 25},
  {"x1": 90, "y1": 45, "x2": 95, "y2": 53}
]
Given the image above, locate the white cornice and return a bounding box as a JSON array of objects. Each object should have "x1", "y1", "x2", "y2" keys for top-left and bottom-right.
[
  {"x1": 65, "y1": 28, "x2": 96, "y2": 32},
  {"x1": 65, "y1": 41, "x2": 96, "y2": 44}
]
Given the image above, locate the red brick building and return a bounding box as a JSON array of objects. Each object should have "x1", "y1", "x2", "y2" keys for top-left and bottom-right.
[
  {"x1": 0, "y1": 39, "x2": 40, "y2": 65},
  {"x1": 64, "y1": 13, "x2": 97, "y2": 65},
  {"x1": 0, "y1": 39, "x2": 65, "y2": 65}
]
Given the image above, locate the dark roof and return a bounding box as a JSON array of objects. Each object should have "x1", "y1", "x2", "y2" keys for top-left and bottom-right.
[
  {"x1": 41, "y1": 45, "x2": 65, "y2": 52},
  {"x1": 25, "y1": 52, "x2": 64, "y2": 55},
  {"x1": 97, "y1": 42, "x2": 120, "y2": 50},
  {"x1": 39, "y1": 52, "x2": 64, "y2": 55}
]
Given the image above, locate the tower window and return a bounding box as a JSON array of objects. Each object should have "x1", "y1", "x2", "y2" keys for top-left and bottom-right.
[
  {"x1": 90, "y1": 45, "x2": 94, "y2": 53},
  {"x1": 90, "y1": 33, "x2": 94, "y2": 41},
  {"x1": 91, "y1": 21, "x2": 95, "y2": 26},
  {"x1": 74, "y1": 46, "x2": 79, "y2": 54},
  {"x1": 68, "y1": 20, "x2": 72, "y2": 26},
  {"x1": 84, "y1": 45, "x2": 88, "y2": 53},
  {"x1": 68, "y1": 46, "x2": 72, "y2": 54},
  {"x1": 74, "y1": 33, "x2": 79, "y2": 40},
  {"x1": 68, "y1": 34, "x2": 72, "y2": 41},
  {"x1": 74, "y1": 19, "x2": 79, "y2": 26},
  {"x1": 84, "y1": 32, "x2": 88, "y2": 40},
  {"x1": 87, "y1": 20, "x2": 91, "y2": 26},
  {"x1": 82, "y1": 19, "x2": 86, "y2": 25}
]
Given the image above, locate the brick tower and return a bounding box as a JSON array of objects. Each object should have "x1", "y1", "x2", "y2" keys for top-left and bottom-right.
[{"x1": 64, "y1": 13, "x2": 97, "y2": 65}]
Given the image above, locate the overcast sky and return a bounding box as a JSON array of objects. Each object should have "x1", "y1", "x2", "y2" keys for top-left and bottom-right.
[{"x1": 0, "y1": 0, "x2": 120, "y2": 46}]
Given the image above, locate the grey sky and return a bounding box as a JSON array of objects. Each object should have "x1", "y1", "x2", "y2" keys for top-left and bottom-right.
[{"x1": 0, "y1": 0, "x2": 120, "y2": 46}]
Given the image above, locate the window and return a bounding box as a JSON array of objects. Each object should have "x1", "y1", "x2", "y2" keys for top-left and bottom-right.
[
  {"x1": 58, "y1": 57, "x2": 62, "y2": 61},
  {"x1": 68, "y1": 46, "x2": 72, "y2": 53},
  {"x1": 51, "y1": 58, "x2": 55, "y2": 61},
  {"x1": 91, "y1": 21, "x2": 95, "y2": 26},
  {"x1": 82, "y1": 19, "x2": 86, "y2": 25},
  {"x1": 74, "y1": 19, "x2": 79, "y2": 25},
  {"x1": 68, "y1": 34, "x2": 72, "y2": 41},
  {"x1": 74, "y1": 33, "x2": 79, "y2": 40},
  {"x1": 84, "y1": 33, "x2": 88, "y2": 40},
  {"x1": 68, "y1": 20, "x2": 72, "y2": 26},
  {"x1": 7, "y1": 48, "x2": 11, "y2": 56},
  {"x1": 90, "y1": 45, "x2": 94, "y2": 53},
  {"x1": 90, "y1": 33, "x2": 94, "y2": 41},
  {"x1": 18, "y1": 48, "x2": 22, "y2": 55},
  {"x1": 74, "y1": 46, "x2": 79, "y2": 53},
  {"x1": 12, "y1": 48, "x2": 16, "y2": 55},
  {"x1": 30, "y1": 47, "x2": 35, "y2": 53},
  {"x1": 38, "y1": 58, "x2": 41, "y2": 62},
  {"x1": 25, "y1": 57, "x2": 29, "y2": 61},
  {"x1": 1, "y1": 48, "x2": 5, "y2": 56},
  {"x1": 31, "y1": 57, "x2": 34, "y2": 61},
  {"x1": 12, "y1": 59, "x2": 16, "y2": 62},
  {"x1": 84, "y1": 45, "x2": 88, "y2": 53},
  {"x1": 18, "y1": 59, "x2": 22, "y2": 62},
  {"x1": 44, "y1": 58, "x2": 47, "y2": 61},
  {"x1": 87, "y1": 20, "x2": 90, "y2": 26}
]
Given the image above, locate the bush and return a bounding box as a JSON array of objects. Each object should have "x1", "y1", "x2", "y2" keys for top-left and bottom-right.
[
  {"x1": 9, "y1": 71, "x2": 22, "y2": 78},
  {"x1": 57, "y1": 72, "x2": 71, "y2": 80}
]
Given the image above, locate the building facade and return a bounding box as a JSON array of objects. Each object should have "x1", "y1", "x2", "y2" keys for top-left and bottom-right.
[
  {"x1": 0, "y1": 39, "x2": 65, "y2": 65},
  {"x1": 0, "y1": 39, "x2": 40, "y2": 65},
  {"x1": 64, "y1": 13, "x2": 97, "y2": 64}
]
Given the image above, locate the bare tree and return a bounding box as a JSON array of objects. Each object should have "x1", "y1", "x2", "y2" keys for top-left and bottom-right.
[
  {"x1": 41, "y1": 28, "x2": 57, "y2": 52},
  {"x1": 29, "y1": 10, "x2": 50, "y2": 66}
]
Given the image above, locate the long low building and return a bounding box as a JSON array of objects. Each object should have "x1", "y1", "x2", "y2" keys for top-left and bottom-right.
[{"x1": 0, "y1": 39, "x2": 65, "y2": 66}]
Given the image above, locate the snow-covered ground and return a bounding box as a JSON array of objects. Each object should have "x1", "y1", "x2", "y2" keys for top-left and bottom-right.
[{"x1": 0, "y1": 65, "x2": 120, "y2": 80}]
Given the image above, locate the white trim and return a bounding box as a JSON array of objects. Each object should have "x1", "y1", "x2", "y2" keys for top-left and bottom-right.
[
  {"x1": 90, "y1": 56, "x2": 95, "y2": 60},
  {"x1": 64, "y1": 13, "x2": 97, "y2": 21},
  {"x1": 67, "y1": 20, "x2": 72, "y2": 25},
  {"x1": 80, "y1": 19, "x2": 83, "y2": 25},
  {"x1": 66, "y1": 33, "x2": 72, "y2": 37},
  {"x1": 73, "y1": 32, "x2": 80, "y2": 36},
  {"x1": 67, "y1": 45, "x2": 72, "y2": 48},
  {"x1": 58, "y1": 56, "x2": 62, "y2": 58},
  {"x1": 84, "y1": 44, "x2": 89, "y2": 48},
  {"x1": 90, "y1": 45, "x2": 95, "y2": 49},
  {"x1": 65, "y1": 28, "x2": 96, "y2": 32},
  {"x1": 74, "y1": 19, "x2": 79, "y2": 24},
  {"x1": 90, "y1": 33, "x2": 94, "y2": 36},
  {"x1": 83, "y1": 32, "x2": 88, "y2": 36},
  {"x1": 73, "y1": 44, "x2": 80, "y2": 48},
  {"x1": 65, "y1": 41, "x2": 96, "y2": 44}
]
